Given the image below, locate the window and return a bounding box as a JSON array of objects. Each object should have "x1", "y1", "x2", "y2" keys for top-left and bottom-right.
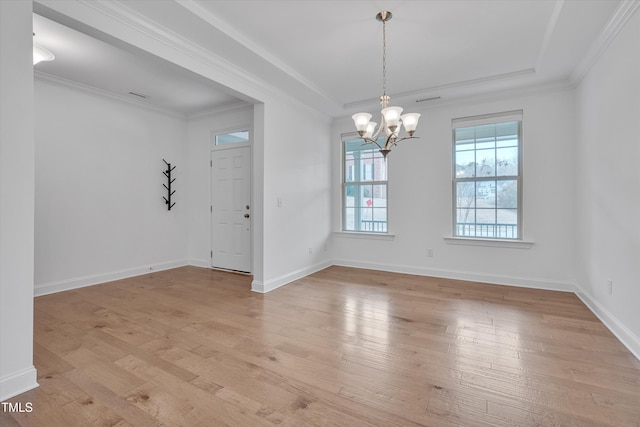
[
  {"x1": 453, "y1": 111, "x2": 522, "y2": 239},
  {"x1": 215, "y1": 130, "x2": 249, "y2": 145},
  {"x1": 343, "y1": 136, "x2": 388, "y2": 233}
]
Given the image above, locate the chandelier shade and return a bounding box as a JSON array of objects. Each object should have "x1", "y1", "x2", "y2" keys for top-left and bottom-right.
[{"x1": 351, "y1": 11, "x2": 420, "y2": 158}]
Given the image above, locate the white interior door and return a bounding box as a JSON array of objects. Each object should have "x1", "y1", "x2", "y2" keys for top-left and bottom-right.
[{"x1": 211, "y1": 146, "x2": 251, "y2": 272}]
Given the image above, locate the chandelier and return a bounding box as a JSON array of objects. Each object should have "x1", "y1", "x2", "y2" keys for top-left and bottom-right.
[{"x1": 352, "y1": 11, "x2": 420, "y2": 159}]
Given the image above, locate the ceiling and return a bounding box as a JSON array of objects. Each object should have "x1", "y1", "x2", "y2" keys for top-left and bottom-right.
[{"x1": 33, "y1": 0, "x2": 625, "y2": 118}]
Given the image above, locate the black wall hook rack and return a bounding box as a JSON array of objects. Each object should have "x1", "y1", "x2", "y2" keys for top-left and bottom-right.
[{"x1": 162, "y1": 159, "x2": 176, "y2": 210}]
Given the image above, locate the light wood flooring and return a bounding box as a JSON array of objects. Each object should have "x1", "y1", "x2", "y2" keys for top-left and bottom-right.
[{"x1": 3, "y1": 266, "x2": 640, "y2": 426}]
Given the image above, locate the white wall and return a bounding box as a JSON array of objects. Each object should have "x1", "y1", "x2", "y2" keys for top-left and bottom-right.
[
  {"x1": 187, "y1": 101, "x2": 333, "y2": 292},
  {"x1": 36, "y1": 0, "x2": 334, "y2": 292},
  {"x1": 34, "y1": 81, "x2": 188, "y2": 295},
  {"x1": 0, "y1": 0, "x2": 38, "y2": 401},
  {"x1": 332, "y1": 88, "x2": 577, "y2": 291},
  {"x1": 186, "y1": 105, "x2": 253, "y2": 267},
  {"x1": 575, "y1": 9, "x2": 640, "y2": 358},
  {"x1": 257, "y1": 101, "x2": 333, "y2": 291}
]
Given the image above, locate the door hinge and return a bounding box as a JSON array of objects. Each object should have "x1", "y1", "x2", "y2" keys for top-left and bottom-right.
[
  {"x1": 210, "y1": 160, "x2": 212, "y2": 167},
  {"x1": 210, "y1": 250, "x2": 213, "y2": 258},
  {"x1": 210, "y1": 205, "x2": 213, "y2": 212}
]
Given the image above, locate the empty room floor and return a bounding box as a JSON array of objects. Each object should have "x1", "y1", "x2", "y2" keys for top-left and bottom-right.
[{"x1": 2, "y1": 266, "x2": 639, "y2": 426}]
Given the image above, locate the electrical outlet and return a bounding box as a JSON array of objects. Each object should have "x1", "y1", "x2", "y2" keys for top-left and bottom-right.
[
  {"x1": 427, "y1": 248, "x2": 434, "y2": 257},
  {"x1": 606, "y1": 279, "x2": 613, "y2": 295},
  {"x1": 277, "y1": 197, "x2": 283, "y2": 207},
  {"x1": 308, "y1": 247, "x2": 313, "y2": 255}
]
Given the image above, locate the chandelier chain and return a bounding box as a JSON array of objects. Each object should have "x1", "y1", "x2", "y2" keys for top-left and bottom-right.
[{"x1": 382, "y1": 18, "x2": 387, "y2": 97}]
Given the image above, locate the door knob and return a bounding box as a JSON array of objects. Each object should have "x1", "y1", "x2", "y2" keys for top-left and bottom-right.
[{"x1": 244, "y1": 213, "x2": 250, "y2": 218}]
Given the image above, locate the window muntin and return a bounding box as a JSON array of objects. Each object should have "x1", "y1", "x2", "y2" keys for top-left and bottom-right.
[
  {"x1": 343, "y1": 137, "x2": 388, "y2": 233},
  {"x1": 453, "y1": 112, "x2": 522, "y2": 239}
]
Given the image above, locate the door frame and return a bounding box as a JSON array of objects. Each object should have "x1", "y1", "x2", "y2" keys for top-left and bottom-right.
[{"x1": 210, "y1": 126, "x2": 253, "y2": 274}]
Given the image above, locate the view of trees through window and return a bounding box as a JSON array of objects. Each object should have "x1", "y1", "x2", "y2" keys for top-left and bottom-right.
[
  {"x1": 343, "y1": 138, "x2": 388, "y2": 232},
  {"x1": 454, "y1": 119, "x2": 521, "y2": 239}
]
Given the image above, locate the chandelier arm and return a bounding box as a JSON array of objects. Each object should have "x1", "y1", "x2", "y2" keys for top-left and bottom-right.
[
  {"x1": 362, "y1": 138, "x2": 383, "y2": 150},
  {"x1": 389, "y1": 136, "x2": 418, "y2": 147}
]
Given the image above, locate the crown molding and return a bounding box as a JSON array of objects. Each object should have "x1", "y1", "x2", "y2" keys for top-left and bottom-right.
[
  {"x1": 535, "y1": 0, "x2": 564, "y2": 72},
  {"x1": 34, "y1": 70, "x2": 187, "y2": 119},
  {"x1": 175, "y1": 0, "x2": 342, "y2": 111},
  {"x1": 187, "y1": 101, "x2": 252, "y2": 122},
  {"x1": 70, "y1": 0, "x2": 268, "y2": 100},
  {"x1": 74, "y1": 0, "x2": 341, "y2": 118},
  {"x1": 343, "y1": 68, "x2": 537, "y2": 112},
  {"x1": 570, "y1": 0, "x2": 640, "y2": 86}
]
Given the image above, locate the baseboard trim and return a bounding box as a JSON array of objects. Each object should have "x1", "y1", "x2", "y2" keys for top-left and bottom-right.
[
  {"x1": 575, "y1": 287, "x2": 640, "y2": 361},
  {"x1": 0, "y1": 366, "x2": 38, "y2": 401},
  {"x1": 251, "y1": 260, "x2": 332, "y2": 293},
  {"x1": 332, "y1": 259, "x2": 576, "y2": 292},
  {"x1": 34, "y1": 259, "x2": 189, "y2": 297},
  {"x1": 188, "y1": 258, "x2": 211, "y2": 269}
]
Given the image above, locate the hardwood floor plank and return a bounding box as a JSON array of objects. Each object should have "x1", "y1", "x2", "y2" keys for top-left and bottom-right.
[{"x1": 4, "y1": 266, "x2": 639, "y2": 426}]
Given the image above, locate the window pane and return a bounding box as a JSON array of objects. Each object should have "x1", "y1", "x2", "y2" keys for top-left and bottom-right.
[
  {"x1": 476, "y1": 208, "x2": 496, "y2": 224},
  {"x1": 475, "y1": 124, "x2": 496, "y2": 144},
  {"x1": 455, "y1": 127, "x2": 475, "y2": 144},
  {"x1": 496, "y1": 147, "x2": 518, "y2": 176},
  {"x1": 345, "y1": 162, "x2": 355, "y2": 182},
  {"x1": 455, "y1": 150, "x2": 476, "y2": 178},
  {"x1": 344, "y1": 207, "x2": 356, "y2": 231},
  {"x1": 475, "y1": 149, "x2": 495, "y2": 177},
  {"x1": 496, "y1": 122, "x2": 518, "y2": 141},
  {"x1": 476, "y1": 181, "x2": 496, "y2": 208},
  {"x1": 497, "y1": 180, "x2": 518, "y2": 209},
  {"x1": 457, "y1": 208, "x2": 475, "y2": 224},
  {"x1": 456, "y1": 182, "x2": 476, "y2": 209},
  {"x1": 215, "y1": 130, "x2": 249, "y2": 145},
  {"x1": 497, "y1": 209, "x2": 517, "y2": 225},
  {"x1": 371, "y1": 185, "x2": 387, "y2": 207},
  {"x1": 344, "y1": 184, "x2": 358, "y2": 207}
]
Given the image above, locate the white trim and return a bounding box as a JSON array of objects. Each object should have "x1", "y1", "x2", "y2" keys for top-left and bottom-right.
[
  {"x1": 188, "y1": 258, "x2": 211, "y2": 269},
  {"x1": 0, "y1": 366, "x2": 38, "y2": 401},
  {"x1": 188, "y1": 102, "x2": 252, "y2": 121},
  {"x1": 332, "y1": 259, "x2": 575, "y2": 292},
  {"x1": 251, "y1": 260, "x2": 332, "y2": 293},
  {"x1": 34, "y1": 259, "x2": 189, "y2": 297},
  {"x1": 334, "y1": 231, "x2": 395, "y2": 241},
  {"x1": 570, "y1": 0, "x2": 640, "y2": 86},
  {"x1": 535, "y1": 0, "x2": 564, "y2": 72},
  {"x1": 174, "y1": 0, "x2": 341, "y2": 110},
  {"x1": 575, "y1": 287, "x2": 640, "y2": 362},
  {"x1": 34, "y1": 71, "x2": 186, "y2": 119},
  {"x1": 444, "y1": 236, "x2": 534, "y2": 249},
  {"x1": 452, "y1": 109, "x2": 523, "y2": 128},
  {"x1": 344, "y1": 69, "x2": 536, "y2": 111}
]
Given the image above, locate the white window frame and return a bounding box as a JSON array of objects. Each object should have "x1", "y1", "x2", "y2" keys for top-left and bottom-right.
[
  {"x1": 451, "y1": 110, "x2": 524, "y2": 241},
  {"x1": 341, "y1": 133, "x2": 389, "y2": 234}
]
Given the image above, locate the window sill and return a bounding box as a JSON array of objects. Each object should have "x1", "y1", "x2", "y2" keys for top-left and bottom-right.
[
  {"x1": 444, "y1": 236, "x2": 534, "y2": 249},
  {"x1": 334, "y1": 231, "x2": 396, "y2": 241}
]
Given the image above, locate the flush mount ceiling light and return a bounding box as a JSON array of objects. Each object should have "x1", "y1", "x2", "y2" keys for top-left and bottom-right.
[
  {"x1": 33, "y1": 33, "x2": 54, "y2": 65},
  {"x1": 352, "y1": 11, "x2": 421, "y2": 159}
]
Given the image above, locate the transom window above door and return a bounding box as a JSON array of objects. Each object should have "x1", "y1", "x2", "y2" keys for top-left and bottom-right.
[{"x1": 215, "y1": 130, "x2": 249, "y2": 146}]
